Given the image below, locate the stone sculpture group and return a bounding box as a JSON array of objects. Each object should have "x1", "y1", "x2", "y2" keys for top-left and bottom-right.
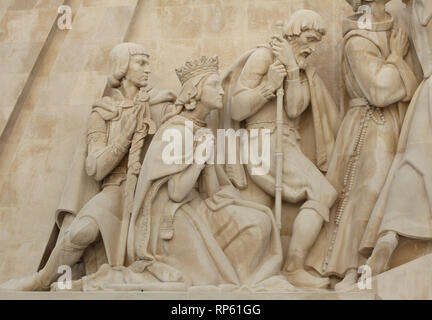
[{"x1": 1, "y1": 0, "x2": 431, "y2": 293}]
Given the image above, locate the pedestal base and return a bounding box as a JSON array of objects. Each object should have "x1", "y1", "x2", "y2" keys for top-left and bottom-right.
[
  {"x1": 374, "y1": 253, "x2": 432, "y2": 299},
  {"x1": 0, "y1": 290, "x2": 376, "y2": 300}
]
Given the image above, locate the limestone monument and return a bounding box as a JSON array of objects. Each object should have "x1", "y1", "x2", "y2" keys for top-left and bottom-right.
[
  {"x1": 0, "y1": 0, "x2": 431, "y2": 300},
  {"x1": 65, "y1": 56, "x2": 294, "y2": 292}
]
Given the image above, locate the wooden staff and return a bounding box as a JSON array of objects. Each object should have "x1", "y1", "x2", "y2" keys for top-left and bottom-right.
[{"x1": 274, "y1": 20, "x2": 285, "y2": 231}]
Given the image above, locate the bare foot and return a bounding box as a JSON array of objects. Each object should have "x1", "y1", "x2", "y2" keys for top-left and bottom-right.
[
  {"x1": 366, "y1": 245, "x2": 393, "y2": 276},
  {"x1": 334, "y1": 271, "x2": 358, "y2": 292},
  {"x1": 367, "y1": 233, "x2": 398, "y2": 276}
]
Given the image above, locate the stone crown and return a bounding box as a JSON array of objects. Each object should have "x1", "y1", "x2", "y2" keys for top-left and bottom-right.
[{"x1": 176, "y1": 56, "x2": 219, "y2": 85}]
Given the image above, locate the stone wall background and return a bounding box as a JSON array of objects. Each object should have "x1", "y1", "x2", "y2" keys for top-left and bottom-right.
[{"x1": 0, "y1": 0, "x2": 410, "y2": 282}]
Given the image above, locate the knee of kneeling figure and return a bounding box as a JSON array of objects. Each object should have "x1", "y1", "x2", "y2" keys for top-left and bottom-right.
[{"x1": 67, "y1": 218, "x2": 99, "y2": 248}]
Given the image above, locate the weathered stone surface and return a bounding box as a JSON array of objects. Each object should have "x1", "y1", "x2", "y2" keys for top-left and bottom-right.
[
  {"x1": 374, "y1": 254, "x2": 432, "y2": 300},
  {"x1": 0, "y1": 290, "x2": 376, "y2": 300},
  {"x1": 0, "y1": 0, "x2": 431, "y2": 300},
  {"x1": 0, "y1": 0, "x2": 139, "y2": 283}
]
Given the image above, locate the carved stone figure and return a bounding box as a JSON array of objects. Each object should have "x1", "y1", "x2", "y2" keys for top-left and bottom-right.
[
  {"x1": 0, "y1": 43, "x2": 175, "y2": 291},
  {"x1": 305, "y1": 0, "x2": 419, "y2": 290},
  {"x1": 359, "y1": 0, "x2": 432, "y2": 277},
  {"x1": 66, "y1": 56, "x2": 293, "y2": 292},
  {"x1": 222, "y1": 10, "x2": 341, "y2": 289}
]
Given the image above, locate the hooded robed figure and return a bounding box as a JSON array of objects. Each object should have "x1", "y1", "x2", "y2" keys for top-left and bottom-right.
[
  {"x1": 63, "y1": 56, "x2": 293, "y2": 292},
  {"x1": 305, "y1": 0, "x2": 419, "y2": 290},
  {"x1": 0, "y1": 43, "x2": 176, "y2": 291}
]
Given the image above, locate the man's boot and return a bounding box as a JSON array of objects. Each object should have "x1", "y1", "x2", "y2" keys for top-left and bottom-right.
[{"x1": 0, "y1": 231, "x2": 88, "y2": 291}]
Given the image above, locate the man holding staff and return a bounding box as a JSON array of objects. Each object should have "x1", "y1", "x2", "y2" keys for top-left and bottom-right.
[{"x1": 224, "y1": 10, "x2": 340, "y2": 289}]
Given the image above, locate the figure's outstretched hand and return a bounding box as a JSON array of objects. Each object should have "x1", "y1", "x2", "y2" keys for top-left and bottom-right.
[
  {"x1": 267, "y1": 60, "x2": 287, "y2": 91},
  {"x1": 270, "y1": 35, "x2": 297, "y2": 70},
  {"x1": 390, "y1": 28, "x2": 410, "y2": 58}
]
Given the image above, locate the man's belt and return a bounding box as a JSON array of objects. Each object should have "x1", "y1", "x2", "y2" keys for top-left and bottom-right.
[{"x1": 349, "y1": 97, "x2": 369, "y2": 108}]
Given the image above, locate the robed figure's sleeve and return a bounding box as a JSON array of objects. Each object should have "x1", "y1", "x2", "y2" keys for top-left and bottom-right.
[{"x1": 345, "y1": 36, "x2": 419, "y2": 107}]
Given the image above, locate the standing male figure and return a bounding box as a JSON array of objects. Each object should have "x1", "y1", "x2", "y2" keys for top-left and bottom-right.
[
  {"x1": 223, "y1": 10, "x2": 340, "y2": 289},
  {"x1": 0, "y1": 42, "x2": 174, "y2": 291}
]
